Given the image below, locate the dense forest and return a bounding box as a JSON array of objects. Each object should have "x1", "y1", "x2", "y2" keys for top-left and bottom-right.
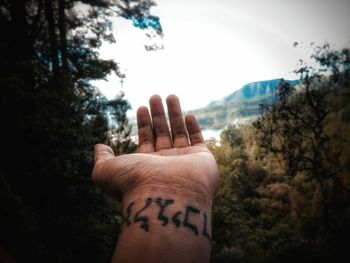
[
  {"x1": 211, "y1": 45, "x2": 350, "y2": 262},
  {"x1": 0, "y1": 0, "x2": 155, "y2": 262},
  {"x1": 0, "y1": 0, "x2": 349, "y2": 262}
]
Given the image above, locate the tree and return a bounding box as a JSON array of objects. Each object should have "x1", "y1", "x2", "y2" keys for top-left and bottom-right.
[
  {"x1": 209, "y1": 45, "x2": 350, "y2": 263},
  {"x1": 107, "y1": 92, "x2": 137, "y2": 155},
  {"x1": 254, "y1": 45, "x2": 350, "y2": 194},
  {"x1": 0, "y1": 1, "x2": 161, "y2": 262},
  {"x1": 210, "y1": 125, "x2": 308, "y2": 263},
  {"x1": 253, "y1": 44, "x2": 350, "y2": 260}
]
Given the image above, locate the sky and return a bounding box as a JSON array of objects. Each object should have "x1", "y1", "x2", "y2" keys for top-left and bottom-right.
[{"x1": 92, "y1": 0, "x2": 350, "y2": 117}]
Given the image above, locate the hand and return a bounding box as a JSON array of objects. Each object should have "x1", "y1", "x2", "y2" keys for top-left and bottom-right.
[
  {"x1": 92, "y1": 95, "x2": 219, "y2": 263},
  {"x1": 92, "y1": 94, "x2": 219, "y2": 203}
]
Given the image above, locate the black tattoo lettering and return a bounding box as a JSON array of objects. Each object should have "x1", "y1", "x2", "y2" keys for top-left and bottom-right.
[
  {"x1": 127, "y1": 197, "x2": 209, "y2": 242},
  {"x1": 124, "y1": 202, "x2": 135, "y2": 226},
  {"x1": 155, "y1": 198, "x2": 174, "y2": 225},
  {"x1": 134, "y1": 197, "x2": 152, "y2": 231},
  {"x1": 183, "y1": 206, "x2": 200, "y2": 235},
  {"x1": 202, "y1": 212, "x2": 211, "y2": 242},
  {"x1": 172, "y1": 211, "x2": 182, "y2": 227}
]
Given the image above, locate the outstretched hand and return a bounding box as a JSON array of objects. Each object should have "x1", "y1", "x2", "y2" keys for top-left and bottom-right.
[{"x1": 92, "y1": 94, "x2": 219, "y2": 202}]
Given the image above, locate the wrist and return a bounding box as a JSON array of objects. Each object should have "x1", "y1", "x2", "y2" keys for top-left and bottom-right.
[
  {"x1": 121, "y1": 159, "x2": 217, "y2": 205},
  {"x1": 114, "y1": 190, "x2": 212, "y2": 263},
  {"x1": 122, "y1": 183, "x2": 213, "y2": 208},
  {"x1": 121, "y1": 187, "x2": 212, "y2": 236}
]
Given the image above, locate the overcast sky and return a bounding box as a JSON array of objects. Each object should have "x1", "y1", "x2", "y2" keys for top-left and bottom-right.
[{"x1": 92, "y1": 0, "x2": 350, "y2": 116}]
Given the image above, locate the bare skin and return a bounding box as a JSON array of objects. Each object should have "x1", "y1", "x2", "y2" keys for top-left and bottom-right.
[{"x1": 92, "y1": 94, "x2": 219, "y2": 263}]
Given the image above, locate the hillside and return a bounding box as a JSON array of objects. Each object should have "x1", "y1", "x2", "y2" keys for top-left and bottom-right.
[{"x1": 187, "y1": 79, "x2": 301, "y2": 130}]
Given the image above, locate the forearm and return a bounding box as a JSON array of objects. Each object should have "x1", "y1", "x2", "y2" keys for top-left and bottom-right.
[
  {"x1": 112, "y1": 187, "x2": 213, "y2": 263},
  {"x1": 93, "y1": 95, "x2": 219, "y2": 262}
]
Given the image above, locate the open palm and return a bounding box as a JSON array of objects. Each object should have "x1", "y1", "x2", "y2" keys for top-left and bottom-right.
[{"x1": 92, "y1": 95, "x2": 219, "y2": 200}]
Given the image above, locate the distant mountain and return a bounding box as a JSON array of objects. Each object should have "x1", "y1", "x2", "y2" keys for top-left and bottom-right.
[{"x1": 187, "y1": 79, "x2": 301, "y2": 130}]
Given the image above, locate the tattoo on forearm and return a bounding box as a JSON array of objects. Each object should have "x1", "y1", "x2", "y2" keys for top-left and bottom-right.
[
  {"x1": 172, "y1": 211, "x2": 182, "y2": 228},
  {"x1": 124, "y1": 197, "x2": 211, "y2": 242},
  {"x1": 123, "y1": 202, "x2": 135, "y2": 226},
  {"x1": 183, "y1": 206, "x2": 200, "y2": 235},
  {"x1": 203, "y1": 212, "x2": 211, "y2": 241},
  {"x1": 155, "y1": 198, "x2": 174, "y2": 225},
  {"x1": 134, "y1": 197, "x2": 152, "y2": 231}
]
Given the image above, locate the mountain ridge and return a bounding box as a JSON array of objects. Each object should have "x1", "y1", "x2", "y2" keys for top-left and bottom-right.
[{"x1": 187, "y1": 78, "x2": 301, "y2": 130}]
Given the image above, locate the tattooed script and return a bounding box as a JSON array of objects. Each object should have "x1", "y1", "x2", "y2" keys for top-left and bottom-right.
[{"x1": 123, "y1": 197, "x2": 211, "y2": 242}]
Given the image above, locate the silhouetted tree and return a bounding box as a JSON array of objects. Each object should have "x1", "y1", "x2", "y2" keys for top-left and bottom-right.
[
  {"x1": 0, "y1": 1, "x2": 161, "y2": 262},
  {"x1": 253, "y1": 44, "x2": 350, "y2": 260},
  {"x1": 107, "y1": 92, "x2": 137, "y2": 154}
]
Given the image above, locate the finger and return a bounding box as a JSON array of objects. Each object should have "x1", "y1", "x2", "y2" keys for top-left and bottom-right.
[
  {"x1": 149, "y1": 95, "x2": 172, "y2": 151},
  {"x1": 94, "y1": 144, "x2": 115, "y2": 164},
  {"x1": 185, "y1": 115, "x2": 206, "y2": 147},
  {"x1": 137, "y1": 106, "x2": 155, "y2": 153},
  {"x1": 166, "y1": 94, "x2": 189, "y2": 148}
]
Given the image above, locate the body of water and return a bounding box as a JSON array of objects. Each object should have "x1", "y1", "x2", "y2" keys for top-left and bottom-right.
[
  {"x1": 131, "y1": 127, "x2": 222, "y2": 143},
  {"x1": 201, "y1": 129, "x2": 222, "y2": 141}
]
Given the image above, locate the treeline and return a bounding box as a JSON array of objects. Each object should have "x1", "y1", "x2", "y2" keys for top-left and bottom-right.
[
  {"x1": 210, "y1": 45, "x2": 350, "y2": 263},
  {"x1": 0, "y1": 1, "x2": 158, "y2": 262}
]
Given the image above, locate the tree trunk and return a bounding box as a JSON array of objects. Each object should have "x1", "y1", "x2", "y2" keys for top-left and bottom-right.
[
  {"x1": 58, "y1": 0, "x2": 68, "y2": 70},
  {"x1": 8, "y1": 0, "x2": 33, "y2": 61},
  {"x1": 45, "y1": 0, "x2": 60, "y2": 74}
]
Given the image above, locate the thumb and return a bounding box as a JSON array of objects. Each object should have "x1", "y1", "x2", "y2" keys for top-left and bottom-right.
[{"x1": 94, "y1": 143, "x2": 115, "y2": 164}]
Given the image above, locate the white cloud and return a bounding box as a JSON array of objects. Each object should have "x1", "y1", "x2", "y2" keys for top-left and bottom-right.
[{"x1": 92, "y1": 0, "x2": 350, "y2": 116}]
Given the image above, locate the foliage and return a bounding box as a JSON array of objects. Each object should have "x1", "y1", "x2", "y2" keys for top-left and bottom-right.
[
  {"x1": 211, "y1": 45, "x2": 350, "y2": 263},
  {"x1": 0, "y1": 0, "x2": 158, "y2": 262},
  {"x1": 211, "y1": 126, "x2": 309, "y2": 263},
  {"x1": 107, "y1": 91, "x2": 137, "y2": 154}
]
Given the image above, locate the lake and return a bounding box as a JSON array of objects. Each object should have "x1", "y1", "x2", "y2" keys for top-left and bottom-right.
[{"x1": 201, "y1": 129, "x2": 222, "y2": 141}]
